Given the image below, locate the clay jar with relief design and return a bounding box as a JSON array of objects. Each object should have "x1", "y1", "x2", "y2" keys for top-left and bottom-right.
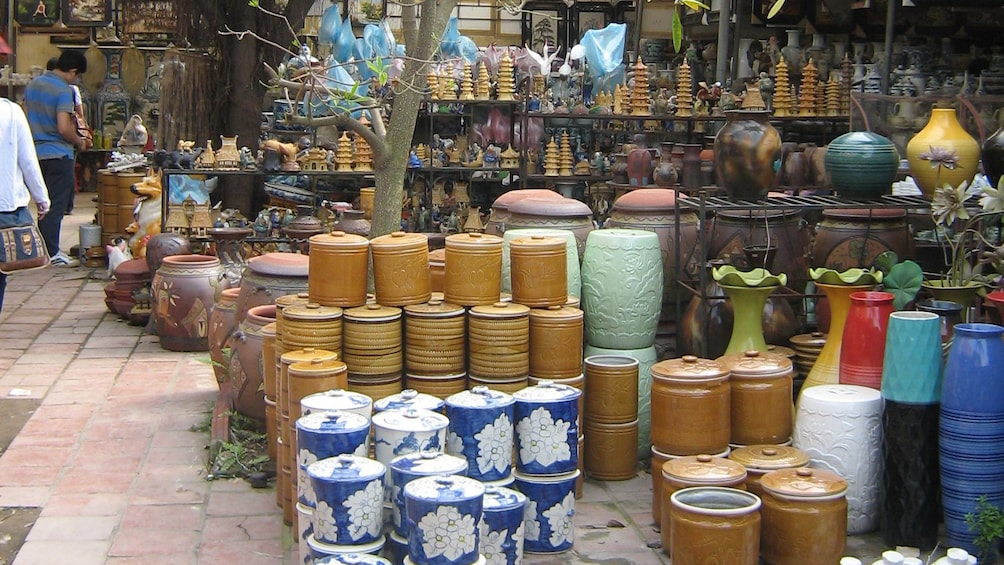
[
  {"x1": 650, "y1": 355, "x2": 731, "y2": 455},
  {"x1": 152, "y1": 254, "x2": 225, "y2": 352},
  {"x1": 760, "y1": 467, "x2": 848, "y2": 565}
]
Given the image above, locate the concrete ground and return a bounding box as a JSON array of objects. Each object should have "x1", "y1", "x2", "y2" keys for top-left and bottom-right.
[{"x1": 0, "y1": 193, "x2": 923, "y2": 564}]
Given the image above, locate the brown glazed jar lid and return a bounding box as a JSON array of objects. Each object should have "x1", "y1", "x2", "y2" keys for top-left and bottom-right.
[
  {"x1": 370, "y1": 231, "x2": 428, "y2": 250},
  {"x1": 766, "y1": 345, "x2": 796, "y2": 359},
  {"x1": 528, "y1": 305, "x2": 583, "y2": 321},
  {"x1": 309, "y1": 230, "x2": 370, "y2": 248},
  {"x1": 662, "y1": 454, "x2": 747, "y2": 484},
  {"x1": 510, "y1": 235, "x2": 565, "y2": 251},
  {"x1": 469, "y1": 302, "x2": 531, "y2": 319},
  {"x1": 247, "y1": 252, "x2": 310, "y2": 277},
  {"x1": 651, "y1": 355, "x2": 729, "y2": 383},
  {"x1": 761, "y1": 467, "x2": 847, "y2": 499},
  {"x1": 790, "y1": 332, "x2": 828, "y2": 349},
  {"x1": 446, "y1": 232, "x2": 504, "y2": 249},
  {"x1": 404, "y1": 300, "x2": 465, "y2": 318},
  {"x1": 716, "y1": 350, "x2": 793, "y2": 378},
  {"x1": 283, "y1": 302, "x2": 344, "y2": 321},
  {"x1": 612, "y1": 187, "x2": 678, "y2": 212},
  {"x1": 288, "y1": 358, "x2": 347, "y2": 376},
  {"x1": 822, "y1": 208, "x2": 907, "y2": 220},
  {"x1": 280, "y1": 347, "x2": 339, "y2": 365},
  {"x1": 729, "y1": 445, "x2": 810, "y2": 472},
  {"x1": 344, "y1": 303, "x2": 403, "y2": 322}
]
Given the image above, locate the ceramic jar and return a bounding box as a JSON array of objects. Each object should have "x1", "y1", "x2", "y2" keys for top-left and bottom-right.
[
  {"x1": 907, "y1": 107, "x2": 981, "y2": 199},
  {"x1": 669, "y1": 487, "x2": 761, "y2": 565},
  {"x1": 280, "y1": 348, "x2": 340, "y2": 420},
  {"x1": 760, "y1": 467, "x2": 848, "y2": 565},
  {"x1": 404, "y1": 300, "x2": 466, "y2": 378},
  {"x1": 370, "y1": 232, "x2": 431, "y2": 306},
  {"x1": 281, "y1": 302, "x2": 344, "y2": 356},
  {"x1": 306, "y1": 454, "x2": 386, "y2": 547},
  {"x1": 583, "y1": 355, "x2": 638, "y2": 424},
  {"x1": 650, "y1": 446, "x2": 732, "y2": 525},
  {"x1": 342, "y1": 304, "x2": 403, "y2": 379},
  {"x1": 301, "y1": 389, "x2": 374, "y2": 421},
  {"x1": 467, "y1": 302, "x2": 530, "y2": 384},
  {"x1": 371, "y1": 408, "x2": 449, "y2": 471},
  {"x1": 288, "y1": 359, "x2": 349, "y2": 423},
  {"x1": 660, "y1": 455, "x2": 749, "y2": 557},
  {"x1": 229, "y1": 304, "x2": 277, "y2": 421},
  {"x1": 152, "y1": 254, "x2": 225, "y2": 351},
  {"x1": 717, "y1": 350, "x2": 794, "y2": 446},
  {"x1": 444, "y1": 386, "x2": 516, "y2": 483},
  {"x1": 626, "y1": 146, "x2": 653, "y2": 186},
  {"x1": 314, "y1": 554, "x2": 391, "y2": 565},
  {"x1": 480, "y1": 486, "x2": 528, "y2": 565},
  {"x1": 374, "y1": 389, "x2": 445, "y2": 414},
  {"x1": 506, "y1": 197, "x2": 594, "y2": 259},
  {"x1": 512, "y1": 382, "x2": 581, "y2": 475},
  {"x1": 308, "y1": 231, "x2": 370, "y2": 307},
  {"x1": 583, "y1": 419, "x2": 638, "y2": 481},
  {"x1": 839, "y1": 291, "x2": 894, "y2": 390},
  {"x1": 513, "y1": 470, "x2": 580, "y2": 554},
  {"x1": 307, "y1": 529, "x2": 387, "y2": 562},
  {"x1": 296, "y1": 411, "x2": 370, "y2": 506},
  {"x1": 501, "y1": 228, "x2": 580, "y2": 299},
  {"x1": 709, "y1": 209, "x2": 809, "y2": 292},
  {"x1": 390, "y1": 451, "x2": 470, "y2": 537},
  {"x1": 581, "y1": 229, "x2": 663, "y2": 349},
  {"x1": 714, "y1": 110, "x2": 782, "y2": 201},
  {"x1": 650, "y1": 355, "x2": 731, "y2": 455},
  {"x1": 331, "y1": 209, "x2": 371, "y2": 237},
  {"x1": 509, "y1": 235, "x2": 567, "y2": 307},
  {"x1": 584, "y1": 344, "x2": 658, "y2": 459},
  {"x1": 444, "y1": 233, "x2": 503, "y2": 306},
  {"x1": 811, "y1": 209, "x2": 913, "y2": 272},
  {"x1": 486, "y1": 189, "x2": 563, "y2": 237},
  {"x1": 209, "y1": 287, "x2": 241, "y2": 385},
  {"x1": 529, "y1": 306, "x2": 583, "y2": 380},
  {"x1": 235, "y1": 252, "x2": 310, "y2": 322},
  {"x1": 404, "y1": 475, "x2": 485, "y2": 565},
  {"x1": 727, "y1": 445, "x2": 810, "y2": 498},
  {"x1": 824, "y1": 132, "x2": 900, "y2": 197}
]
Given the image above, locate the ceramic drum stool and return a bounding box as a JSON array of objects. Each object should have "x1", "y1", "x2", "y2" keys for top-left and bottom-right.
[
  {"x1": 793, "y1": 384, "x2": 883, "y2": 535},
  {"x1": 296, "y1": 411, "x2": 371, "y2": 507},
  {"x1": 444, "y1": 386, "x2": 516, "y2": 483},
  {"x1": 513, "y1": 469, "x2": 581, "y2": 554},
  {"x1": 306, "y1": 455, "x2": 386, "y2": 551},
  {"x1": 512, "y1": 382, "x2": 581, "y2": 475},
  {"x1": 480, "y1": 486, "x2": 528, "y2": 565},
  {"x1": 404, "y1": 475, "x2": 485, "y2": 565},
  {"x1": 390, "y1": 451, "x2": 469, "y2": 538}
]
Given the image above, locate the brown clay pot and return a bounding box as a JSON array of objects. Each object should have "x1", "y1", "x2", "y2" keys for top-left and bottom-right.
[
  {"x1": 281, "y1": 302, "x2": 343, "y2": 355},
  {"x1": 209, "y1": 287, "x2": 242, "y2": 385},
  {"x1": 661, "y1": 455, "x2": 749, "y2": 557},
  {"x1": 152, "y1": 254, "x2": 225, "y2": 352},
  {"x1": 727, "y1": 445, "x2": 810, "y2": 499},
  {"x1": 287, "y1": 358, "x2": 348, "y2": 423},
  {"x1": 708, "y1": 208, "x2": 810, "y2": 292},
  {"x1": 370, "y1": 232, "x2": 431, "y2": 306},
  {"x1": 308, "y1": 231, "x2": 369, "y2": 308},
  {"x1": 510, "y1": 235, "x2": 567, "y2": 307},
  {"x1": 650, "y1": 355, "x2": 731, "y2": 455},
  {"x1": 717, "y1": 350, "x2": 794, "y2": 446},
  {"x1": 583, "y1": 354, "x2": 638, "y2": 424},
  {"x1": 584, "y1": 419, "x2": 639, "y2": 480},
  {"x1": 811, "y1": 208, "x2": 914, "y2": 272},
  {"x1": 428, "y1": 248, "x2": 446, "y2": 293},
  {"x1": 486, "y1": 189, "x2": 563, "y2": 236},
  {"x1": 229, "y1": 304, "x2": 278, "y2": 420},
  {"x1": 342, "y1": 304, "x2": 403, "y2": 377},
  {"x1": 529, "y1": 306, "x2": 583, "y2": 380},
  {"x1": 468, "y1": 302, "x2": 530, "y2": 381},
  {"x1": 506, "y1": 197, "x2": 595, "y2": 259},
  {"x1": 404, "y1": 300, "x2": 466, "y2": 377},
  {"x1": 235, "y1": 253, "x2": 310, "y2": 323},
  {"x1": 651, "y1": 446, "x2": 733, "y2": 526},
  {"x1": 444, "y1": 232, "x2": 504, "y2": 306},
  {"x1": 669, "y1": 487, "x2": 761, "y2": 564},
  {"x1": 627, "y1": 146, "x2": 654, "y2": 186},
  {"x1": 760, "y1": 467, "x2": 848, "y2": 565}
]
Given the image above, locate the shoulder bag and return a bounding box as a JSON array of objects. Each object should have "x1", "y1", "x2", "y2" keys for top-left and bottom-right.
[{"x1": 0, "y1": 207, "x2": 49, "y2": 274}]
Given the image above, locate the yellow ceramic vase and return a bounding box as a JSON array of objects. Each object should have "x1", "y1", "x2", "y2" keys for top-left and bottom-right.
[
  {"x1": 800, "y1": 283, "x2": 874, "y2": 394},
  {"x1": 906, "y1": 108, "x2": 980, "y2": 199}
]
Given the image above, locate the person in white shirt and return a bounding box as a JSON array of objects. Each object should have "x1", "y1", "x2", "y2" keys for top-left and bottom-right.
[{"x1": 0, "y1": 96, "x2": 51, "y2": 314}]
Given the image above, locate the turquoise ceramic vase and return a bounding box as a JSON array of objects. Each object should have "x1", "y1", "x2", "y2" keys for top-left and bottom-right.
[
  {"x1": 824, "y1": 131, "x2": 900, "y2": 198},
  {"x1": 881, "y1": 311, "x2": 944, "y2": 404}
]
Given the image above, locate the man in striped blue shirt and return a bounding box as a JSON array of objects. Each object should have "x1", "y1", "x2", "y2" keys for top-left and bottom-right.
[{"x1": 24, "y1": 49, "x2": 88, "y2": 266}]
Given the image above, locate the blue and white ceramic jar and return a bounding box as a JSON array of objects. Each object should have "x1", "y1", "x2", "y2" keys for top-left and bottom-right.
[
  {"x1": 302, "y1": 389, "x2": 374, "y2": 420},
  {"x1": 306, "y1": 454, "x2": 387, "y2": 547},
  {"x1": 374, "y1": 389, "x2": 446, "y2": 414},
  {"x1": 390, "y1": 451, "x2": 470, "y2": 538},
  {"x1": 512, "y1": 382, "x2": 581, "y2": 475},
  {"x1": 404, "y1": 475, "x2": 486, "y2": 565},
  {"x1": 372, "y1": 408, "x2": 450, "y2": 471},
  {"x1": 297, "y1": 502, "x2": 315, "y2": 565},
  {"x1": 308, "y1": 534, "x2": 387, "y2": 561},
  {"x1": 445, "y1": 386, "x2": 516, "y2": 483},
  {"x1": 297, "y1": 411, "x2": 371, "y2": 506},
  {"x1": 315, "y1": 553, "x2": 393, "y2": 565},
  {"x1": 513, "y1": 470, "x2": 580, "y2": 554},
  {"x1": 386, "y1": 530, "x2": 409, "y2": 565},
  {"x1": 480, "y1": 486, "x2": 528, "y2": 565}
]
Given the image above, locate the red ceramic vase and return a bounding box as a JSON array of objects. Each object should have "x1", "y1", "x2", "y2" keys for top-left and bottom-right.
[{"x1": 839, "y1": 291, "x2": 895, "y2": 389}]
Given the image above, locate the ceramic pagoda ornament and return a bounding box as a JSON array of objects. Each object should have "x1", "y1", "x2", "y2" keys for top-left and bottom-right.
[
  {"x1": 613, "y1": 85, "x2": 625, "y2": 115},
  {"x1": 559, "y1": 131, "x2": 574, "y2": 176},
  {"x1": 354, "y1": 133, "x2": 374, "y2": 172},
  {"x1": 453, "y1": 180, "x2": 470, "y2": 204},
  {"x1": 840, "y1": 53, "x2": 852, "y2": 115},
  {"x1": 335, "y1": 131, "x2": 354, "y2": 171},
  {"x1": 415, "y1": 143, "x2": 429, "y2": 166},
  {"x1": 463, "y1": 206, "x2": 484, "y2": 232},
  {"x1": 476, "y1": 62, "x2": 491, "y2": 100},
  {"x1": 427, "y1": 71, "x2": 440, "y2": 99},
  {"x1": 299, "y1": 147, "x2": 329, "y2": 171},
  {"x1": 215, "y1": 136, "x2": 241, "y2": 170},
  {"x1": 631, "y1": 59, "x2": 652, "y2": 116},
  {"x1": 497, "y1": 52, "x2": 515, "y2": 101},
  {"x1": 594, "y1": 91, "x2": 611, "y2": 110},
  {"x1": 676, "y1": 59, "x2": 693, "y2": 117},
  {"x1": 799, "y1": 58, "x2": 818, "y2": 116},
  {"x1": 442, "y1": 62, "x2": 458, "y2": 100},
  {"x1": 742, "y1": 83, "x2": 767, "y2": 111},
  {"x1": 460, "y1": 62, "x2": 475, "y2": 100},
  {"x1": 544, "y1": 138, "x2": 560, "y2": 176},
  {"x1": 773, "y1": 58, "x2": 791, "y2": 117},
  {"x1": 816, "y1": 80, "x2": 827, "y2": 115},
  {"x1": 825, "y1": 77, "x2": 840, "y2": 116},
  {"x1": 500, "y1": 145, "x2": 520, "y2": 168}
]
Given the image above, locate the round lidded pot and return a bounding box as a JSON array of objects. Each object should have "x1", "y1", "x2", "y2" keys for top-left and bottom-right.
[
  {"x1": 486, "y1": 188, "x2": 564, "y2": 237},
  {"x1": 506, "y1": 197, "x2": 594, "y2": 259},
  {"x1": 306, "y1": 454, "x2": 386, "y2": 547},
  {"x1": 824, "y1": 131, "x2": 900, "y2": 198},
  {"x1": 428, "y1": 248, "x2": 446, "y2": 293},
  {"x1": 370, "y1": 232, "x2": 431, "y2": 306},
  {"x1": 509, "y1": 235, "x2": 568, "y2": 307},
  {"x1": 374, "y1": 389, "x2": 445, "y2": 414},
  {"x1": 650, "y1": 355, "x2": 731, "y2": 455},
  {"x1": 152, "y1": 254, "x2": 226, "y2": 351},
  {"x1": 404, "y1": 475, "x2": 485, "y2": 565},
  {"x1": 467, "y1": 302, "x2": 531, "y2": 382},
  {"x1": 444, "y1": 386, "x2": 516, "y2": 483},
  {"x1": 669, "y1": 487, "x2": 762, "y2": 565},
  {"x1": 444, "y1": 232, "x2": 503, "y2": 306},
  {"x1": 480, "y1": 486, "x2": 528, "y2": 565},
  {"x1": 650, "y1": 446, "x2": 731, "y2": 526},
  {"x1": 288, "y1": 359, "x2": 349, "y2": 423},
  {"x1": 717, "y1": 349, "x2": 794, "y2": 446},
  {"x1": 296, "y1": 411, "x2": 371, "y2": 507},
  {"x1": 371, "y1": 408, "x2": 450, "y2": 470},
  {"x1": 529, "y1": 306, "x2": 584, "y2": 380},
  {"x1": 342, "y1": 304, "x2": 403, "y2": 378},
  {"x1": 390, "y1": 451, "x2": 470, "y2": 538},
  {"x1": 236, "y1": 252, "x2": 310, "y2": 321},
  {"x1": 281, "y1": 302, "x2": 344, "y2": 354},
  {"x1": 728, "y1": 444, "x2": 810, "y2": 498},
  {"x1": 512, "y1": 469, "x2": 581, "y2": 554},
  {"x1": 301, "y1": 389, "x2": 373, "y2": 421},
  {"x1": 404, "y1": 299, "x2": 466, "y2": 378},
  {"x1": 501, "y1": 228, "x2": 580, "y2": 299},
  {"x1": 583, "y1": 354, "x2": 639, "y2": 424},
  {"x1": 660, "y1": 454, "x2": 748, "y2": 557},
  {"x1": 308, "y1": 231, "x2": 370, "y2": 307},
  {"x1": 512, "y1": 381, "x2": 582, "y2": 475},
  {"x1": 760, "y1": 467, "x2": 848, "y2": 565}
]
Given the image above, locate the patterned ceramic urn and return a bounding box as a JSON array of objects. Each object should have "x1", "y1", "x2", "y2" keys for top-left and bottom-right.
[
  {"x1": 374, "y1": 389, "x2": 446, "y2": 414},
  {"x1": 306, "y1": 454, "x2": 386, "y2": 546},
  {"x1": 372, "y1": 408, "x2": 450, "y2": 473},
  {"x1": 512, "y1": 382, "x2": 581, "y2": 475},
  {"x1": 389, "y1": 451, "x2": 470, "y2": 538},
  {"x1": 480, "y1": 486, "x2": 528, "y2": 565},
  {"x1": 404, "y1": 475, "x2": 486, "y2": 565},
  {"x1": 296, "y1": 411, "x2": 371, "y2": 507},
  {"x1": 445, "y1": 386, "x2": 516, "y2": 483},
  {"x1": 513, "y1": 470, "x2": 580, "y2": 554}
]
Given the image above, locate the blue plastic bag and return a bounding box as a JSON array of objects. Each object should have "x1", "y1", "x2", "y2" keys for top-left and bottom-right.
[
  {"x1": 581, "y1": 23, "x2": 626, "y2": 78},
  {"x1": 331, "y1": 17, "x2": 355, "y2": 62},
  {"x1": 317, "y1": 4, "x2": 341, "y2": 46}
]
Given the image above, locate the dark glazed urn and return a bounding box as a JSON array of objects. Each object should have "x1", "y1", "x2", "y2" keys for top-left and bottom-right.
[
  {"x1": 145, "y1": 232, "x2": 191, "y2": 275},
  {"x1": 713, "y1": 110, "x2": 782, "y2": 201},
  {"x1": 982, "y1": 121, "x2": 1004, "y2": 188}
]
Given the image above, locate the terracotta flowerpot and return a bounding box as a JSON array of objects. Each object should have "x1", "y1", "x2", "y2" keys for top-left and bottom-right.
[{"x1": 152, "y1": 254, "x2": 225, "y2": 352}]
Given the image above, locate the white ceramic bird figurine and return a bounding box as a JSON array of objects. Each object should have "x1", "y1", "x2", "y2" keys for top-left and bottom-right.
[{"x1": 525, "y1": 43, "x2": 560, "y2": 77}]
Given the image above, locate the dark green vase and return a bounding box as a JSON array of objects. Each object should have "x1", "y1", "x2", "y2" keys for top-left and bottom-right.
[{"x1": 824, "y1": 131, "x2": 900, "y2": 198}]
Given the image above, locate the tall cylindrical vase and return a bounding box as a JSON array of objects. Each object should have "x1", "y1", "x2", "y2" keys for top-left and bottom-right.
[
  {"x1": 719, "y1": 284, "x2": 778, "y2": 355},
  {"x1": 801, "y1": 283, "x2": 874, "y2": 393},
  {"x1": 839, "y1": 291, "x2": 894, "y2": 389},
  {"x1": 906, "y1": 107, "x2": 981, "y2": 199},
  {"x1": 881, "y1": 310, "x2": 944, "y2": 550}
]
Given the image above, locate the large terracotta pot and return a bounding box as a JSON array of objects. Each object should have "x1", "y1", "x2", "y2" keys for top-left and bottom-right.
[
  {"x1": 235, "y1": 252, "x2": 310, "y2": 323},
  {"x1": 208, "y1": 287, "x2": 242, "y2": 386},
  {"x1": 486, "y1": 188, "x2": 562, "y2": 236},
  {"x1": 906, "y1": 107, "x2": 981, "y2": 199},
  {"x1": 811, "y1": 209, "x2": 913, "y2": 272},
  {"x1": 229, "y1": 304, "x2": 277, "y2": 421},
  {"x1": 709, "y1": 208, "x2": 810, "y2": 291},
  {"x1": 152, "y1": 254, "x2": 225, "y2": 352},
  {"x1": 507, "y1": 197, "x2": 595, "y2": 259},
  {"x1": 714, "y1": 110, "x2": 782, "y2": 201}
]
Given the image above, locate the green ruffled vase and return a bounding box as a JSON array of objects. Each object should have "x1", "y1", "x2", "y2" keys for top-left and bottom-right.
[
  {"x1": 713, "y1": 266, "x2": 787, "y2": 355},
  {"x1": 921, "y1": 280, "x2": 982, "y2": 312}
]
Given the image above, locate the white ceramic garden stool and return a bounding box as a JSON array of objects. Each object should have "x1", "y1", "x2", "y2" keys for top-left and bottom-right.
[{"x1": 793, "y1": 384, "x2": 883, "y2": 535}]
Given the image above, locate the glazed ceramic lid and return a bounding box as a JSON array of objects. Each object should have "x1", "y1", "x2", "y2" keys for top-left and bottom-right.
[
  {"x1": 509, "y1": 235, "x2": 565, "y2": 252},
  {"x1": 760, "y1": 467, "x2": 847, "y2": 499},
  {"x1": 296, "y1": 410, "x2": 370, "y2": 435},
  {"x1": 651, "y1": 355, "x2": 729, "y2": 383},
  {"x1": 492, "y1": 189, "x2": 563, "y2": 211},
  {"x1": 344, "y1": 303, "x2": 403, "y2": 322},
  {"x1": 301, "y1": 389, "x2": 373, "y2": 414},
  {"x1": 528, "y1": 305, "x2": 583, "y2": 322},
  {"x1": 314, "y1": 553, "x2": 391, "y2": 565},
  {"x1": 389, "y1": 451, "x2": 469, "y2": 476},
  {"x1": 766, "y1": 345, "x2": 796, "y2": 359},
  {"x1": 280, "y1": 347, "x2": 339, "y2": 365},
  {"x1": 374, "y1": 389, "x2": 445, "y2": 413},
  {"x1": 308, "y1": 230, "x2": 370, "y2": 248},
  {"x1": 372, "y1": 408, "x2": 449, "y2": 433},
  {"x1": 482, "y1": 485, "x2": 528, "y2": 511},
  {"x1": 508, "y1": 196, "x2": 592, "y2": 218},
  {"x1": 261, "y1": 322, "x2": 276, "y2": 337},
  {"x1": 790, "y1": 332, "x2": 827, "y2": 350},
  {"x1": 728, "y1": 445, "x2": 810, "y2": 472},
  {"x1": 512, "y1": 469, "x2": 581, "y2": 483},
  {"x1": 306, "y1": 454, "x2": 386, "y2": 483},
  {"x1": 513, "y1": 380, "x2": 582, "y2": 403},
  {"x1": 445, "y1": 386, "x2": 515, "y2": 409},
  {"x1": 662, "y1": 454, "x2": 747, "y2": 484},
  {"x1": 283, "y1": 302, "x2": 344, "y2": 321},
  {"x1": 288, "y1": 358, "x2": 347, "y2": 376},
  {"x1": 469, "y1": 302, "x2": 530, "y2": 319},
  {"x1": 247, "y1": 252, "x2": 310, "y2": 277},
  {"x1": 612, "y1": 187, "x2": 678, "y2": 211},
  {"x1": 275, "y1": 292, "x2": 311, "y2": 309},
  {"x1": 404, "y1": 299, "x2": 464, "y2": 318},
  {"x1": 403, "y1": 474, "x2": 485, "y2": 504},
  {"x1": 370, "y1": 231, "x2": 428, "y2": 251},
  {"x1": 446, "y1": 232, "x2": 504, "y2": 249},
  {"x1": 716, "y1": 350, "x2": 792, "y2": 378}
]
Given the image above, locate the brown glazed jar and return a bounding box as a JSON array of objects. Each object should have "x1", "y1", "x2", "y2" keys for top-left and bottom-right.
[
  {"x1": 342, "y1": 304, "x2": 403, "y2": 378},
  {"x1": 660, "y1": 454, "x2": 748, "y2": 557},
  {"x1": 287, "y1": 358, "x2": 349, "y2": 423},
  {"x1": 370, "y1": 231, "x2": 431, "y2": 306},
  {"x1": 404, "y1": 300, "x2": 466, "y2": 377},
  {"x1": 278, "y1": 347, "x2": 340, "y2": 420},
  {"x1": 728, "y1": 445, "x2": 810, "y2": 499},
  {"x1": 582, "y1": 354, "x2": 638, "y2": 424},
  {"x1": 428, "y1": 248, "x2": 446, "y2": 293},
  {"x1": 444, "y1": 232, "x2": 504, "y2": 306},
  {"x1": 468, "y1": 302, "x2": 531, "y2": 381},
  {"x1": 651, "y1": 446, "x2": 732, "y2": 526},
  {"x1": 669, "y1": 487, "x2": 761, "y2": 565},
  {"x1": 510, "y1": 235, "x2": 568, "y2": 307},
  {"x1": 308, "y1": 231, "x2": 370, "y2": 308},
  {"x1": 760, "y1": 467, "x2": 848, "y2": 565},
  {"x1": 281, "y1": 302, "x2": 344, "y2": 355},
  {"x1": 717, "y1": 350, "x2": 794, "y2": 446},
  {"x1": 584, "y1": 419, "x2": 639, "y2": 481},
  {"x1": 650, "y1": 355, "x2": 731, "y2": 455},
  {"x1": 811, "y1": 208, "x2": 914, "y2": 272},
  {"x1": 529, "y1": 306, "x2": 584, "y2": 380}
]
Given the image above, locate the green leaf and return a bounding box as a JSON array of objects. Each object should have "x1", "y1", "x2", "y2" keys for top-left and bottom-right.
[
  {"x1": 766, "y1": 0, "x2": 786, "y2": 19},
  {"x1": 680, "y1": 0, "x2": 710, "y2": 10},
  {"x1": 883, "y1": 260, "x2": 923, "y2": 310},
  {"x1": 873, "y1": 250, "x2": 900, "y2": 275},
  {"x1": 672, "y1": 9, "x2": 683, "y2": 53}
]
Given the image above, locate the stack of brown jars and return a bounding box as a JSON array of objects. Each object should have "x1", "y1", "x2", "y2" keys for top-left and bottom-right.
[
  {"x1": 582, "y1": 355, "x2": 638, "y2": 481},
  {"x1": 403, "y1": 300, "x2": 467, "y2": 398}
]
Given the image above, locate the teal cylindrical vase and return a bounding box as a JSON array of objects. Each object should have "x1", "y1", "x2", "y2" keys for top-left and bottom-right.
[
  {"x1": 584, "y1": 344, "x2": 658, "y2": 459},
  {"x1": 881, "y1": 311, "x2": 944, "y2": 404},
  {"x1": 719, "y1": 284, "x2": 777, "y2": 355},
  {"x1": 824, "y1": 131, "x2": 900, "y2": 198},
  {"x1": 581, "y1": 229, "x2": 663, "y2": 350}
]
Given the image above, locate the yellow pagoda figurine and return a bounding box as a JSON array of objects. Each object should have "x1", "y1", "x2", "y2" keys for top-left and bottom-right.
[
  {"x1": 676, "y1": 60, "x2": 693, "y2": 117},
  {"x1": 354, "y1": 133, "x2": 374, "y2": 172},
  {"x1": 476, "y1": 62, "x2": 491, "y2": 100},
  {"x1": 773, "y1": 58, "x2": 791, "y2": 117},
  {"x1": 335, "y1": 131, "x2": 354, "y2": 172},
  {"x1": 558, "y1": 132, "x2": 573, "y2": 176},
  {"x1": 497, "y1": 52, "x2": 515, "y2": 101},
  {"x1": 798, "y1": 58, "x2": 818, "y2": 116},
  {"x1": 460, "y1": 62, "x2": 475, "y2": 100},
  {"x1": 631, "y1": 59, "x2": 651, "y2": 116},
  {"x1": 427, "y1": 71, "x2": 440, "y2": 99},
  {"x1": 543, "y1": 138, "x2": 560, "y2": 176}
]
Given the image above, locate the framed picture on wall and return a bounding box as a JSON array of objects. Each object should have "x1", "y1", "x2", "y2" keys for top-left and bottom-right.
[
  {"x1": 61, "y1": 0, "x2": 112, "y2": 26},
  {"x1": 522, "y1": 2, "x2": 568, "y2": 53},
  {"x1": 15, "y1": 0, "x2": 59, "y2": 27},
  {"x1": 572, "y1": 3, "x2": 612, "y2": 43}
]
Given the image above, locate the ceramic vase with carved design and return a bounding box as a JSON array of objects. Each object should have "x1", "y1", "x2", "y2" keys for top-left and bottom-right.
[
  {"x1": 152, "y1": 254, "x2": 225, "y2": 352},
  {"x1": 906, "y1": 107, "x2": 980, "y2": 199}
]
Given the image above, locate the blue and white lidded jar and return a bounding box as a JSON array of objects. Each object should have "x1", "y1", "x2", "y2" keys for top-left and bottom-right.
[
  {"x1": 512, "y1": 381, "x2": 581, "y2": 475},
  {"x1": 374, "y1": 389, "x2": 446, "y2": 414},
  {"x1": 480, "y1": 486, "x2": 528, "y2": 565},
  {"x1": 404, "y1": 475, "x2": 486, "y2": 565},
  {"x1": 390, "y1": 451, "x2": 470, "y2": 538},
  {"x1": 314, "y1": 553, "x2": 393, "y2": 565},
  {"x1": 306, "y1": 454, "x2": 387, "y2": 547},
  {"x1": 445, "y1": 386, "x2": 516, "y2": 483},
  {"x1": 372, "y1": 408, "x2": 450, "y2": 470},
  {"x1": 308, "y1": 534, "x2": 387, "y2": 561},
  {"x1": 297, "y1": 411, "x2": 371, "y2": 506},
  {"x1": 297, "y1": 502, "x2": 315, "y2": 565},
  {"x1": 385, "y1": 530, "x2": 409, "y2": 565},
  {"x1": 301, "y1": 389, "x2": 374, "y2": 421},
  {"x1": 513, "y1": 470, "x2": 580, "y2": 554}
]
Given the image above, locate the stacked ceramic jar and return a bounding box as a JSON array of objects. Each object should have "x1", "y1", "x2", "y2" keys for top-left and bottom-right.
[
  {"x1": 387, "y1": 451, "x2": 469, "y2": 564},
  {"x1": 305, "y1": 454, "x2": 389, "y2": 561},
  {"x1": 403, "y1": 300, "x2": 467, "y2": 398},
  {"x1": 582, "y1": 355, "x2": 639, "y2": 481}
]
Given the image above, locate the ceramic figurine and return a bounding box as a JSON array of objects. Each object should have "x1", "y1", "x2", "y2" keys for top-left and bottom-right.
[
  {"x1": 118, "y1": 114, "x2": 148, "y2": 153},
  {"x1": 354, "y1": 134, "x2": 374, "y2": 172},
  {"x1": 676, "y1": 59, "x2": 693, "y2": 117},
  {"x1": 335, "y1": 131, "x2": 353, "y2": 171},
  {"x1": 559, "y1": 132, "x2": 574, "y2": 176},
  {"x1": 497, "y1": 51, "x2": 515, "y2": 101},
  {"x1": 460, "y1": 61, "x2": 474, "y2": 100},
  {"x1": 544, "y1": 138, "x2": 560, "y2": 176},
  {"x1": 773, "y1": 59, "x2": 791, "y2": 116},
  {"x1": 215, "y1": 135, "x2": 241, "y2": 170},
  {"x1": 475, "y1": 62, "x2": 491, "y2": 100},
  {"x1": 799, "y1": 58, "x2": 818, "y2": 116},
  {"x1": 194, "y1": 139, "x2": 217, "y2": 169}
]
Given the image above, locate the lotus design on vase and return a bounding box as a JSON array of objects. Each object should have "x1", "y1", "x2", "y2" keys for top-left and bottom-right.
[
  {"x1": 523, "y1": 500, "x2": 540, "y2": 542},
  {"x1": 342, "y1": 480, "x2": 383, "y2": 541},
  {"x1": 446, "y1": 430, "x2": 465, "y2": 457},
  {"x1": 417, "y1": 505, "x2": 477, "y2": 561},
  {"x1": 542, "y1": 491, "x2": 575, "y2": 547},
  {"x1": 314, "y1": 500, "x2": 338, "y2": 542},
  {"x1": 516, "y1": 407, "x2": 571, "y2": 467},
  {"x1": 479, "y1": 522, "x2": 507, "y2": 565},
  {"x1": 297, "y1": 449, "x2": 319, "y2": 506},
  {"x1": 475, "y1": 412, "x2": 513, "y2": 475}
]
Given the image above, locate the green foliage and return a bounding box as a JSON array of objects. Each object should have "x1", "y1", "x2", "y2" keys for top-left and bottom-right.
[
  {"x1": 205, "y1": 411, "x2": 269, "y2": 480},
  {"x1": 874, "y1": 251, "x2": 924, "y2": 310},
  {"x1": 967, "y1": 495, "x2": 1004, "y2": 562},
  {"x1": 672, "y1": 0, "x2": 709, "y2": 54}
]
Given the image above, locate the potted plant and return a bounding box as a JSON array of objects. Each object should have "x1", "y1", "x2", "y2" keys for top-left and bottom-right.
[{"x1": 965, "y1": 495, "x2": 1004, "y2": 564}]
